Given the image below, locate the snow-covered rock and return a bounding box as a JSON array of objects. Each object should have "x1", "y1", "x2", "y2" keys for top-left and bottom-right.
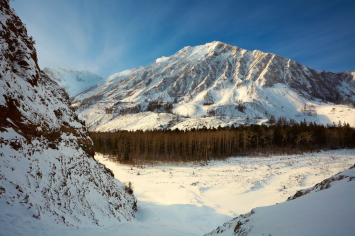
[
  {"x1": 42, "y1": 67, "x2": 103, "y2": 98},
  {"x1": 204, "y1": 164, "x2": 355, "y2": 236},
  {"x1": 0, "y1": 0, "x2": 136, "y2": 230},
  {"x1": 72, "y1": 41, "x2": 355, "y2": 131}
]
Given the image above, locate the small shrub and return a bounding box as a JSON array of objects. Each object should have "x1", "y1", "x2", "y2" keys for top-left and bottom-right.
[{"x1": 124, "y1": 181, "x2": 134, "y2": 195}]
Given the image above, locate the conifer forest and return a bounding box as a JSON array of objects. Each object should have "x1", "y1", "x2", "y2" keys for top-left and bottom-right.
[{"x1": 90, "y1": 120, "x2": 355, "y2": 165}]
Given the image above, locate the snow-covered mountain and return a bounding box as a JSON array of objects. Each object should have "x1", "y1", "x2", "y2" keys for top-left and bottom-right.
[
  {"x1": 72, "y1": 41, "x2": 355, "y2": 131},
  {"x1": 0, "y1": 0, "x2": 136, "y2": 230},
  {"x1": 205, "y1": 164, "x2": 355, "y2": 236},
  {"x1": 42, "y1": 67, "x2": 103, "y2": 98}
]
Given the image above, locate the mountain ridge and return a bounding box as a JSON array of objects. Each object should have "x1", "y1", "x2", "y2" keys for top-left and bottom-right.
[
  {"x1": 69, "y1": 41, "x2": 355, "y2": 131},
  {"x1": 42, "y1": 66, "x2": 103, "y2": 98}
]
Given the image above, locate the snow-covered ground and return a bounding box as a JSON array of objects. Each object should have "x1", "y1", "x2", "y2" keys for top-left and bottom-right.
[
  {"x1": 206, "y1": 163, "x2": 355, "y2": 236},
  {"x1": 2, "y1": 149, "x2": 354, "y2": 235},
  {"x1": 93, "y1": 149, "x2": 355, "y2": 235}
]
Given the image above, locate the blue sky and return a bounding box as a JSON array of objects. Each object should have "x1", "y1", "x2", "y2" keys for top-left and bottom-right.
[{"x1": 12, "y1": 0, "x2": 355, "y2": 78}]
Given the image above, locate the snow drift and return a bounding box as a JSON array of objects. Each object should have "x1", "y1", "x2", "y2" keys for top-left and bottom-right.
[{"x1": 205, "y1": 164, "x2": 355, "y2": 236}]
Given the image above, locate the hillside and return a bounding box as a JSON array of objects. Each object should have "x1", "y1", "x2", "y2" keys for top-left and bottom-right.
[
  {"x1": 71, "y1": 41, "x2": 355, "y2": 131},
  {"x1": 42, "y1": 67, "x2": 103, "y2": 98},
  {"x1": 0, "y1": 0, "x2": 136, "y2": 231},
  {"x1": 205, "y1": 164, "x2": 355, "y2": 236}
]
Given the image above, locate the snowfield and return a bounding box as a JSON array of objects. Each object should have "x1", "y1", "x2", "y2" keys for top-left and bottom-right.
[
  {"x1": 93, "y1": 149, "x2": 355, "y2": 235},
  {"x1": 205, "y1": 163, "x2": 355, "y2": 236},
  {"x1": 1, "y1": 149, "x2": 355, "y2": 235}
]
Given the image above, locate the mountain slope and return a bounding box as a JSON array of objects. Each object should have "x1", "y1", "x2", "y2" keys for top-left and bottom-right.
[
  {"x1": 42, "y1": 67, "x2": 103, "y2": 98},
  {"x1": 0, "y1": 0, "x2": 136, "y2": 230},
  {"x1": 204, "y1": 164, "x2": 355, "y2": 236},
  {"x1": 72, "y1": 42, "x2": 355, "y2": 131}
]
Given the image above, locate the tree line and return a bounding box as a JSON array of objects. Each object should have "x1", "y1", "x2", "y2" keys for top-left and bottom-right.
[{"x1": 90, "y1": 121, "x2": 355, "y2": 165}]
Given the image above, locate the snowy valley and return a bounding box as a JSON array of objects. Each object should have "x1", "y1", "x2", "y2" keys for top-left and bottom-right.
[
  {"x1": 2, "y1": 150, "x2": 355, "y2": 235},
  {"x1": 1, "y1": 0, "x2": 355, "y2": 235},
  {"x1": 95, "y1": 150, "x2": 355, "y2": 236}
]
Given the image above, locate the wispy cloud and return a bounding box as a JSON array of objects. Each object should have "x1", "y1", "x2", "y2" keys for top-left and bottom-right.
[{"x1": 11, "y1": 0, "x2": 355, "y2": 76}]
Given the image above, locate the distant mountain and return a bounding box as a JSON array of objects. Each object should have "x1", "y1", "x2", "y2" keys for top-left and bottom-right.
[
  {"x1": 0, "y1": 0, "x2": 136, "y2": 229},
  {"x1": 204, "y1": 164, "x2": 355, "y2": 236},
  {"x1": 42, "y1": 67, "x2": 103, "y2": 98},
  {"x1": 72, "y1": 41, "x2": 355, "y2": 131}
]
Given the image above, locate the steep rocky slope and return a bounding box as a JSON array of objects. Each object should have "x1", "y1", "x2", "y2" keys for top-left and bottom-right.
[
  {"x1": 0, "y1": 0, "x2": 136, "y2": 229},
  {"x1": 42, "y1": 67, "x2": 103, "y2": 98},
  {"x1": 72, "y1": 41, "x2": 355, "y2": 131},
  {"x1": 204, "y1": 164, "x2": 355, "y2": 236}
]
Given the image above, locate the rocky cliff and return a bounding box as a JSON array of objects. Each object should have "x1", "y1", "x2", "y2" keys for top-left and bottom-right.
[{"x1": 0, "y1": 0, "x2": 136, "y2": 228}]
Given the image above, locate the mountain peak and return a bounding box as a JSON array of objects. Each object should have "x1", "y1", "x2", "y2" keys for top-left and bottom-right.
[
  {"x1": 43, "y1": 67, "x2": 103, "y2": 97},
  {"x1": 71, "y1": 41, "x2": 355, "y2": 131}
]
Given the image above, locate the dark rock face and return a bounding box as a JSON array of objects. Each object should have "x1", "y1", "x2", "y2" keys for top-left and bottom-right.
[
  {"x1": 0, "y1": 0, "x2": 136, "y2": 227},
  {"x1": 0, "y1": 0, "x2": 93, "y2": 156}
]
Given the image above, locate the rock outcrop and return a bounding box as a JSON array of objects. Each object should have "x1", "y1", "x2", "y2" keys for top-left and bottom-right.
[{"x1": 0, "y1": 0, "x2": 136, "y2": 228}]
